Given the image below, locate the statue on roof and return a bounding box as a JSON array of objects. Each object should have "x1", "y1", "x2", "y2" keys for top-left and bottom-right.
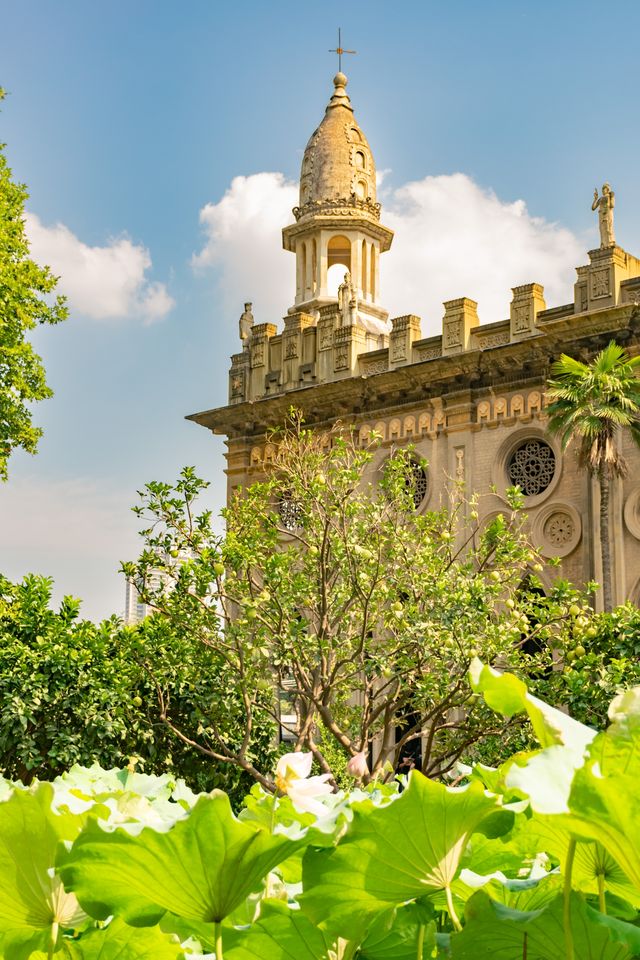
[
  {"x1": 337, "y1": 271, "x2": 357, "y2": 326},
  {"x1": 239, "y1": 302, "x2": 254, "y2": 347},
  {"x1": 592, "y1": 183, "x2": 616, "y2": 248}
]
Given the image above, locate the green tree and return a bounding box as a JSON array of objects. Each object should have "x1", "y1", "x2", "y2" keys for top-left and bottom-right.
[
  {"x1": 124, "y1": 416, "x2": 587, "y2": 788},
  {"x1": 546, "y1": 341, "x2": 640, "y2": 611},
  {"x1": 0, "y1": 572, "x2": 273, "y2": 802},
  {"x1": 0, "y1": 88, "x2": 67, "y2": 480}
]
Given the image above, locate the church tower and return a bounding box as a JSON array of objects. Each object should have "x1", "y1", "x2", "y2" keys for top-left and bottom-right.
[
  {"x1": 282, "y1": 72, "x2": 393, "y2": 334},
  {"x1": 189, "y1": 69, "x2": 640, "y2": 612}
]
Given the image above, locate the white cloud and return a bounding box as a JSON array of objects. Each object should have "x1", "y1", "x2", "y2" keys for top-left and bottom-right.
[
  {"x1": 192, "y1": 172, "x2": 298, "y2": 322},
  {"x1": 25, "y1": 213, "x2": 174, "y2": 324},
  {"x1": 382, "y1": 174, "x2": 583, "y2": 331},
  {"x1": 193, "y1": 170, "x2": 584, "y2": 336}
]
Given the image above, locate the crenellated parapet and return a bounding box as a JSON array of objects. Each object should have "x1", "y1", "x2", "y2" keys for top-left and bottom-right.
[{"x1": 228, "y1": 244, "x2": 640, "y2": 405}]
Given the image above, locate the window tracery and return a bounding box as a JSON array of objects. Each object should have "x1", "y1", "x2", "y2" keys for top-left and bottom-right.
[{"x1": 508, "y1": 440, "x2": 556, "y2": 496}]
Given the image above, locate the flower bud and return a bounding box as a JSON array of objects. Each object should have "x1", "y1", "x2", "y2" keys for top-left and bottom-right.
[{"x1": 347, "y1": 751, "x2": 369, "y2": 780}]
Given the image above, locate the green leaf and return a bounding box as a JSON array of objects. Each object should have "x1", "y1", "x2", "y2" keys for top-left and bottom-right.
[
  {"x1": 301, "y1": 772, "x2": 501, "y2": 939},
  {"x1": 470, "y1": 659, "x2": 596, "y2": 814},
  {"x1": 0, "y1": 783, "x2": 86, "y2": 958},
  {"x1": 224, "y1": 901, "x2": 339, "y2": 959},
  {"x1": 65, "y1": 918, "x2": 184, "y2": 959},
  {"x1": 358, "y1": 904, "x2": 437, "y2": 959},
  {"x1": 452, "y1": 890, "x2": 640, "y2": 959},
  {"x1": 527, "y1": 817, "x2": 640, "y2": 907},
  {"x1": 60, "y1": 792, "x2": 302, "y2": 925},
  {"x1": 469, "y1": 659, "x2": 595, "y2": 753}
]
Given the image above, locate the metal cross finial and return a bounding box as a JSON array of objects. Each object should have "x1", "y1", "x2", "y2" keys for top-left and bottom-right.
[{"x1": 329, "y1": 28, "x2": 356, "y2": 73}]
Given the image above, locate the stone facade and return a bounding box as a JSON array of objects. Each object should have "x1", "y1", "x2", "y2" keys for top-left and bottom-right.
[{"x1": 189, "y1": 74, "x2": 640, "y2": 611}]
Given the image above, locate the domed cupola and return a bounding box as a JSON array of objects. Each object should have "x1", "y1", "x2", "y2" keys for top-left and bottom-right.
[
  {"x1": 283, "y1": 73, "x2": 393, "y2": 334},
  {"x1": 298, "y1": 73, "x2": 377, "y2": 212}
]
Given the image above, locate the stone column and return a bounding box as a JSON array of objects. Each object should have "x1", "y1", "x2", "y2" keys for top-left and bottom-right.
[
  {"x1": 295, "y1": 241, "x2": 304, "y2": 304},
  {"x1": 305, "y1": 240, "x2": 313, "y2": 300},
  {"x1": 442, "y1": 298, "x2": 479, "y2": 355},
  {"x1": 510, "y1": 283, "x2": 545, "y2": 341},
  {"x1": 351, "y1": 236, "x2": 362, "y2": 299}
]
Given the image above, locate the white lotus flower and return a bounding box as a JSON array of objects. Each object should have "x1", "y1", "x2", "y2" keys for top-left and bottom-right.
[{"x1": 275, "y1": 751, "x2": 333, "y2": 817}]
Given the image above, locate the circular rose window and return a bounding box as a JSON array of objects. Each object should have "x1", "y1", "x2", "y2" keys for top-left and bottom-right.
[
  {"x1": 279, "y1": 495, "x2": 304, "y2": 532},
  {"x1": 507, "y1": 440, "x2": 556, "y2": 497},
  {"x1": 405, "y1": 460, "x2": 428, "y2": 510}
]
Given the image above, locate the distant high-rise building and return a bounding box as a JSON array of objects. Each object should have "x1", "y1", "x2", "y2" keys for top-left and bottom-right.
[{"x1": 123, "y1": 578, "x2": 149, "y2": 625}]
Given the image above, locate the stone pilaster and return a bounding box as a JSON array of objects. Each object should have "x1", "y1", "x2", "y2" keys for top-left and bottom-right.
[
  {"x1": 333, "y1": 323, "x2": 367, "y2": 378},
  {"x1": 317, "y1": 304, "x2": 340, "y2": 382},
  {"x1": 442, "y1": 298, "x2": 479, "y2": 355},
  {"x1": 389, "y1": 314, "x2": 422, "y2": 368},
  {"x1": 510, "y1": 283, "x2": 546, "y2": 340},
  {"x1": 281, "y1": 312, "x2": 315, "y2": 389},
  {"x1": 248, "y1": 323, "x2": 277, "y2": 400},
  {"x1": 228, "y1": 352, "x2": 249, "y2": 405}
]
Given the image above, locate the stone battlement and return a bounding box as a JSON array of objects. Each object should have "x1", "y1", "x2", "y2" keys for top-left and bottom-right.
[{"x1": 228, "y1": 245, "x2": 640, "y2": 405}]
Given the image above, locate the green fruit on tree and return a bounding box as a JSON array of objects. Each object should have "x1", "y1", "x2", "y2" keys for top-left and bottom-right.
[
  {"x1": 574, "y1": 645, "x2": 586, "y2": 658},
  {"x1": 569, "y1": 604, "x2": 581, "y2": 617},
  {"x1": 212, "y1": 562, "x2": 225, "y2": 577}
]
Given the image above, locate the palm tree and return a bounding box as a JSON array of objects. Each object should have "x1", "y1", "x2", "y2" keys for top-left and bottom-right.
[{"x1": 546, "y1": 341, "x2": 640, "y2": 611}]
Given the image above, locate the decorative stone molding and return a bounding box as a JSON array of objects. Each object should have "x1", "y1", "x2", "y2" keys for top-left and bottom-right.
[
  {"x1": 476, "y1": 331, "x2": 509, "y2": 349},
  {"x1": 361, "y1": 357, "x2": 388, "y2": 376},
  {"x1": 623, "y1": 485, "x2": 640, "y2": 540},
  {"x1": 533, "y1": 502, "x2": 582, "y2": 559},
  {"x1": 475, "y1": 390, "x2": 546, "y2": 425}
]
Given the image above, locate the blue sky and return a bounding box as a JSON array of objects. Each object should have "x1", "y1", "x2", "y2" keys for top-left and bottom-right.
[{"x1": 1, "y1": 0, "x2": 639, "y2": 619}]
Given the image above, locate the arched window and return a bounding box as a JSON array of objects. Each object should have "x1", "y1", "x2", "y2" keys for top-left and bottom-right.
[
  {"x1": 355, "y1": 150, "x2": 366, "y2": 169},
  {"x1": 327, "y1": 235, "x2": 352, "y2": 297},
  {"x1": 361, "y1": 240, "x2": 367, "y2": 297},
  {"x1": 327, "y1": 235, "x2": 351, "y2": 270}
]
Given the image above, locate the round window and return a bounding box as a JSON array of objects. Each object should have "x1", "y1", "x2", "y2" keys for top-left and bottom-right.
[
  {"x1": 508, "y1": 440, "x2": 556, "y2": 497},
  {"x1": 405, "y1": 460, "x2": 429, "y2": 510},
  {"x1": 279, "y1": 495, "x2": 304, "y2": 532}
]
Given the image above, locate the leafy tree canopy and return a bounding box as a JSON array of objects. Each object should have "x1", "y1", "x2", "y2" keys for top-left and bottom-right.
[
  {"x1": 124, "y1": 414, "x2": 597, "y2": 788},
  {"x1": 0, "y1": 573, "x2": 274, "y2": 803}
]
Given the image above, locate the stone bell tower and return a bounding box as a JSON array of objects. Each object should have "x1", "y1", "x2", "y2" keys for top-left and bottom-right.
[{"x1": 282, "y1": 72, "x2": 393, "y2": 335}]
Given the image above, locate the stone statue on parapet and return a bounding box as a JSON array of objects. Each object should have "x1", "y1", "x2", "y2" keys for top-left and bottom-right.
[
  {"x1": 239, "y1": 302, "x2": 254, "y2": 347},
  {"x1": 592, "y1": 183, "x2": 616, "y2": 248},
  {"x1": 337, "y1": 271, "x2": 357, "y2": 326}
]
